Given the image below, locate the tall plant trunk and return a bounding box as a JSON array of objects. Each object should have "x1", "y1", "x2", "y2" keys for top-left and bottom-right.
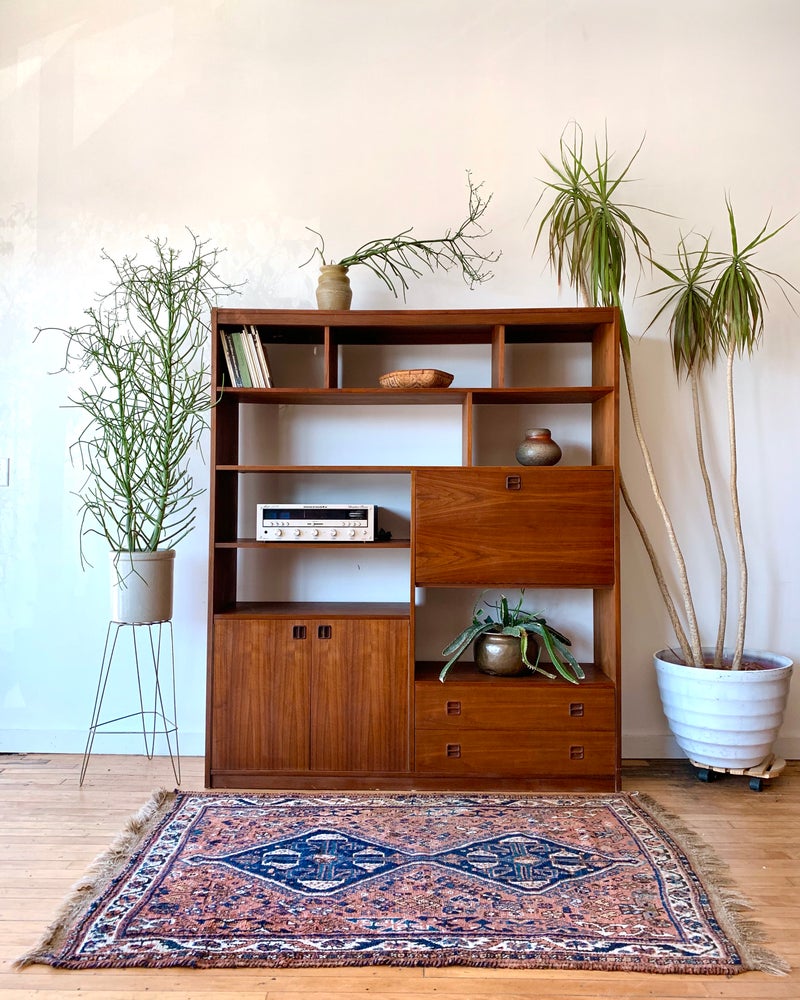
[
  {"x1": 727, "y1": 342, "x2": 747, "y2": 669},
  {"x1": 622, "y1": 349, "x2": 704, "y2": 666},
  {"x1": 620, "y1": 476, "x2": 694, "y2": 664},
  {"x1": 690, "y1": 370, "x2": 728, "y2": 668}
]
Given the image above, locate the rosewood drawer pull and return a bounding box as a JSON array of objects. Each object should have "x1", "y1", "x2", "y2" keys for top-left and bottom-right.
[
  {"x1": 445, "y1": 700, "x2": 462, "y2": 716},
  {"x1": 317, "y1": 625, "x2": 332, "y2": 639},
  {"x1": 505, "y1": 474, "x2": 522, "y2": 490},
  {"x1": 446, "y1": 743, "x2": 462, "y2": 758},
  {"x1": 569, "y1": 702, "x2": 585, "y2": 717},
  {"x1": 292, "y1": 626, "x2": 307, "y2": 640},
  {"x1": 569, "y1": 745, "x2": 585, "y2": 760}
]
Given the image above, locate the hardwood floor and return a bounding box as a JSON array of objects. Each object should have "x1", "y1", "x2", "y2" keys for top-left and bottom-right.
[{"x1": 2, "y1": 753, "x2": 797, "y2": 999}]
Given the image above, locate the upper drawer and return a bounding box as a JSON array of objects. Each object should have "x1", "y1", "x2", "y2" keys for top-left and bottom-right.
[
  {"x1": 415, "y1": 679, "x2": 616, "y2": 732},
  {"x1": 413, "y1": 468, "x2": 615, "y2": 586}
]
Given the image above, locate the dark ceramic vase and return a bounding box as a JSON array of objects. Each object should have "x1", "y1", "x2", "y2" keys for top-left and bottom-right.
[{"x1": 515, "y1": 428, "x2": 562, "y2": 466}]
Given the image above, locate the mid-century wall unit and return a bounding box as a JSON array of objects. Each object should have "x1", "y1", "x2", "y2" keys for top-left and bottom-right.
[{"x1": 205, "y1": 307, "x2": 621, "y2": 791}]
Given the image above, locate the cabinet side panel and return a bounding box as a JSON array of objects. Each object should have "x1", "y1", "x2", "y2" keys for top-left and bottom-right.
[{"x1": 210, "y1": 619, "x2": 311, "y2": 772}]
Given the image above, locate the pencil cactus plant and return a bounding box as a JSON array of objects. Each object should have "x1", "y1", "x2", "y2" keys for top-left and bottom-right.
[
  {"x1": 39, "y1": 231, "x2": 239, "y2": 566},
  {"x1": 302, "y1": 171, "x2": 500, "y2": 303}
]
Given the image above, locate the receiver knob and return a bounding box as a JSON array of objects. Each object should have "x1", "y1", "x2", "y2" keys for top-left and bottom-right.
[
  {"x1": 293, "y1": 528, "x2": 301, "y2": 537},
  {"x1": 274, "y1": 528, "x2": 282, "y2": 538},
  {"x1": 311, "y1": 529, "x2": 319, "y2": 537},
  {"x1": 329, "y1": 529, "x2": 337, "y2": 537},
  {"x1": 348, "y1": 529, "x2": 356, "y2": 537}
]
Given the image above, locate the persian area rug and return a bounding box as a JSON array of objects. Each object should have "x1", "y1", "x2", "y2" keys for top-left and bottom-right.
[{"x1": 17, "y1": 790, "x2": 786, "y2": 974}]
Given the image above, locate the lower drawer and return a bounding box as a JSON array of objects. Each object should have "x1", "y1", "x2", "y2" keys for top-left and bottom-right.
[{"x1": 414, "y1": 729, "x2": 616, "y2": 777}]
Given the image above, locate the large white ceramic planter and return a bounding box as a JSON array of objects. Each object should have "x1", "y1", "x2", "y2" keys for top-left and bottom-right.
[
  {"x1": 110, "y1": 550, "x2": 176, "y2": 624},
  {"x1": 654, "y1": 647, "x2": 793, "y2": 769}
]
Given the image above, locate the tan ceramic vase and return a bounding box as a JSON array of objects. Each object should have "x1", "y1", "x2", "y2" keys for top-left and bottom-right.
[{"x1": 316, "y1": 264, "x2": 352, "y2": 309}]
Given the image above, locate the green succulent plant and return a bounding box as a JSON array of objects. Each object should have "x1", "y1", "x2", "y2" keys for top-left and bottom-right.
[{"x1": 439, "y1": 590, "x2": 584, "y2": 684}]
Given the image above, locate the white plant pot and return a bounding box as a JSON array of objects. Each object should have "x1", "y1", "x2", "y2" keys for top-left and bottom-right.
[
  {"x1": 654, "y1": 647, "x2": 793, "y2": 769},
  {"x1": 110, "y1": 550, "x2": 176, "y2": 624}
]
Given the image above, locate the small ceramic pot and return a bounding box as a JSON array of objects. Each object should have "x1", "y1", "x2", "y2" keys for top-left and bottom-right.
[
  {"x1": 515, "y1": 428, "x2": 562, "y2": 466},
  {"x1": 474, "y1": 632, "x2": 533, "y2": 676}
]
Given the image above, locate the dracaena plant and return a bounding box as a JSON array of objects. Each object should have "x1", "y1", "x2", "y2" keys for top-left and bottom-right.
[
  {"x1": 439, "y1": 590, "x2": 583, "y2": 684},
  {"x1": 534, "y1": 121, "x2": 796, "y2": 670},
  {"x1": 648, "y1": 204, "x2": 797, "y2": 669},
  {"x1": 38, "y1": 231, "x2": 239, "y2": 566},
  {"x1": 302, "y1": 171, "x2": 500, "y2": 298}
]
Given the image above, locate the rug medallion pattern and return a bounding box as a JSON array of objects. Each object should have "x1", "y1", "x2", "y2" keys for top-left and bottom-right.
[{"x1": 26, "y1": 792, "x2": 758, "y2": 972}]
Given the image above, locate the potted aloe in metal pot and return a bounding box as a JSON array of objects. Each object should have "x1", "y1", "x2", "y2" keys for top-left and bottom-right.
[
  {"x1": 439, "y1": 590, "x2": 584, "y2": 685},
  {"x1": 534, "y1": 122, "x2": 795, "y2": 774}
]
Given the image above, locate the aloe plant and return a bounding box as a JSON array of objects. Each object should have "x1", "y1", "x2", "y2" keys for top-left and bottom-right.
[{"x1": 439, "y1": 591, "x2": 583, "y2": 684}]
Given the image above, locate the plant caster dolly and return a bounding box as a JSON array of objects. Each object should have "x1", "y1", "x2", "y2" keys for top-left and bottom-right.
[{"x1": 690, "y1": 754, "x2": 786, "y2": 792}]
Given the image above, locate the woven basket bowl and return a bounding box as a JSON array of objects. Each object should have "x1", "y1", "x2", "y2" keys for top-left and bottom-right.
[{"x1": 378, "y1": 368, "x2": 454, "y2": 388}]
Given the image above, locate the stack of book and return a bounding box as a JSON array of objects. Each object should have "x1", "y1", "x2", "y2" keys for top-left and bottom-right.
[{"x1": 220, "y1": 326, "x2": 273, "y2": 387}]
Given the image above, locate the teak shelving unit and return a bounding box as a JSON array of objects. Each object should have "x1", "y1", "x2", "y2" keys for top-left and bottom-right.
[{"x1": 205, "y1": 307, "x2": 621, "y2": 791}]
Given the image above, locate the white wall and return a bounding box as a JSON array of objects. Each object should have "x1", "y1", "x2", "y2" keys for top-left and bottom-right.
[{"x1": 2, "y1": 0, "x2": 798, "y2": 760}]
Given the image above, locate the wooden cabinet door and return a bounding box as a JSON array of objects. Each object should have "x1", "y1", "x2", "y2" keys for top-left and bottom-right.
[
  {"x1": 310, "y1": 619, "x2": 410, "y2": 773},
  {"x1": 414, "y1": 468, "x2": 615, "y2": 586},
  {"x1": 210, "y1": 618, "x2": 312, "y2": 772}
]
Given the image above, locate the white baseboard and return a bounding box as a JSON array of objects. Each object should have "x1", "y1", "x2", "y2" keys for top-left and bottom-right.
[
  {"x1": 623, "y1": 733, "x2": 800, "y2": 761},
  {"x1": 0, "y1": 729, "x2": 205, "y2": 757}
]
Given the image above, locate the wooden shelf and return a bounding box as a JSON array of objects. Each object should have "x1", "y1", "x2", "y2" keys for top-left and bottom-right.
[
  {"x1": 214, "y1": 386, "x2": 613, "y2": 404},
  {"x1": 216, "y1": 538, "x2": 410, "y2": 549},
  {"x1": 215, "y1": 601, "x2": 411, "y2": 619},
  {"x1": 414, "y1": 661, "x2": 614, "y2": 685},
  {"x1": 216, "y1": 465, "x2": 415, "y2": 474}
]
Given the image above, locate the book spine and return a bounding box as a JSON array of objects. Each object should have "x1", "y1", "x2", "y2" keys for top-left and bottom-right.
[
  {"x1": 220, "y1": 331, "x2": 243, "y2": 387},
  {"x1": 245, "y1": 326, "x2": 266, "y2": 387},
  {"x1": 230, "y1": 331, "x2": 252, "y2": 388},
  {"x1": 249, "y1": 325, "x2": 273, "y2": 388}
]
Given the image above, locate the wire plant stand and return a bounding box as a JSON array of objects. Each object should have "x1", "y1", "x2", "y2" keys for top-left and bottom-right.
[{"x1": 80, "y1": 620, "x2": 181, "y2": 787}]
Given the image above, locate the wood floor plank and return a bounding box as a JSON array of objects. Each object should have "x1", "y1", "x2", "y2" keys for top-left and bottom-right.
[{"x1": 1, "y1": 754, "x2": 797, "y2": 998}]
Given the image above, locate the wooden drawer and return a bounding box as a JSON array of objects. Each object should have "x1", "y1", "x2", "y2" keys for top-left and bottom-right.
[
  {"x1": 414, "y1": 730, "x2": 616, "y2": 777},
  {"x1": 415, "y1": 677, "x2": 615, "y2": 732},
  {"x1": 413, "y1": 467, "x2": 615, "y2": 586}
]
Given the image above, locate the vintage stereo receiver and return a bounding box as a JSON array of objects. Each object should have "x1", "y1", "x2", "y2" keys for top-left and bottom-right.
[{"x1": 256, "y1": 503, "x2": 377, "y2": 542}]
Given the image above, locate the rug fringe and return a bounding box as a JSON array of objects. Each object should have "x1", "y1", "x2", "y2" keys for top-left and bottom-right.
[
  {"x1": 14, "y1": 787, "x2": 177, "y2": 969},
  {"x1": 630, "y1": 791, "x2": 789, "y2": 976}
]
